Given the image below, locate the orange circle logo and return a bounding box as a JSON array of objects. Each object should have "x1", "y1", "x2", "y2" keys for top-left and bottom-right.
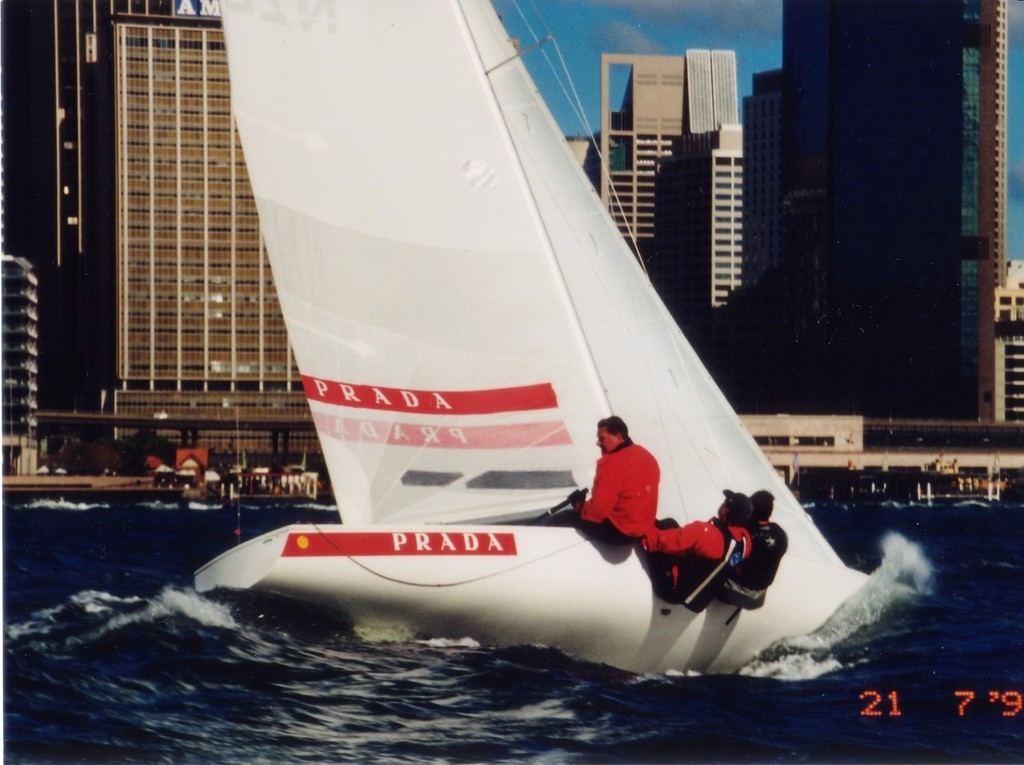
[{"x1": 296, "y1": 535, "x2": 309, "y2": 549}]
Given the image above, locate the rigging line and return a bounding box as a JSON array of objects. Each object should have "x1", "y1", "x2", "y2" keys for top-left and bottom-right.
[
  {"x1": 547, "y1": 36, "x2": 646, "y2": 271},
  {"x1": 507, "y1": 0, "x2": 645, "y2": 270},
  {"x1": 309, "y1": 522, "x2": 593, "y2": 588},
  {"x1": 509, "y1": 1, "x2": 589, "y2": 135},
  {"x1": 484, "y1": 33, "x2": 553, "y2": 75},
  {"x1": 496, "y1": 8, "x2": 703, "y2": 500},
  {"x1": 505, "y1": 4, "x2": 730, "y2": 514}
]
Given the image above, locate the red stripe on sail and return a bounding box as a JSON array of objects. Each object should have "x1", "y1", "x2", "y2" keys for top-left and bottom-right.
[
  {"x1": 310, "y1": 411, "x2": 572, "y2": 449},
  {"x1": 282, "y1": 531, "x2": 518, "y2": 557},
  {"x1": 302, "y1": 375, "x2": 558, "y2": 414}
]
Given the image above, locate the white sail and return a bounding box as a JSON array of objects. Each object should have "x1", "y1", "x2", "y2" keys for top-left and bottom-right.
[
  {"x1": 221, "y1": 2, "x2": 596, "y2": 527},
  {"x1": 220, "y1": 0, "x2": 840, "y2": 550}
]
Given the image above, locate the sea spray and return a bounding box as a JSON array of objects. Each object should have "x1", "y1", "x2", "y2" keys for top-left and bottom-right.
[{"x1": 741, "y1": 531, "x2": 933, "y2": 680}]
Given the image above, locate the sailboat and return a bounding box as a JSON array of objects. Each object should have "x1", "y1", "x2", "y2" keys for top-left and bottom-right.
[{"x1": 195, "y1": 0, "x2": 868, "y2": 674}]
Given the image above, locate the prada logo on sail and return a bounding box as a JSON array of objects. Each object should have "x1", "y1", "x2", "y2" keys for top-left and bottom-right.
[
  {"x1": 302, "y1": 375, "x2": 558, "y2": 415},
  {"x1": 310, "y1": 411, "x2": 572, "y2": 449},
  {"x1": 282, "y1": 531, "x2": 518, "y2": 557}
]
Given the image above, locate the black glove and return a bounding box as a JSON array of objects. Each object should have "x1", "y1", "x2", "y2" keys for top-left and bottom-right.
[{"x1": 567, "y1": 488, "x2": 588, "y2": 507}]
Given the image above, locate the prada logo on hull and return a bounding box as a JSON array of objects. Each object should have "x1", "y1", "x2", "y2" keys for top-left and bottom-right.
[{"x1": 282, "y1": 531, "x2": 518, "y2": 557}]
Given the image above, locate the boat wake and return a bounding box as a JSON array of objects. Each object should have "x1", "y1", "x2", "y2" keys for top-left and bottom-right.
[{"x1": 740, "y1": 532, "x2": 933, "y2": 680}]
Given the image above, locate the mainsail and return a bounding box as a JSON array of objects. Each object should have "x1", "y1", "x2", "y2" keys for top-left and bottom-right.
[{"x1": 221, "y1": 0, "x2": 840, "y2": 566}]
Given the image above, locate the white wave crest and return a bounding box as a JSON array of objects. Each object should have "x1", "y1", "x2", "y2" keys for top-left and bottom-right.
[
  {"x1": 4, "y1": 590, "x2": 145, "y2": 641},
  {"x1": 5, "y1": 586, "x2": 237, "y2": 648},
  {"x1": 5, "y1": 497, "x2": 110, "y2": 511},
  {"x1": 741, "y1": 532, "x2": 932, "y2": 681},
  {"x1": 102, "y1": 586, "x2": 239, "y2": 633},
  {"x1": 353, "y1": 624, "x2": 418, "y2": 643},
  {"x1": 136, "y1": 500, "x2": 183, "y2": 511},
  {"x1": 188, "y1": 501, "x2": 223, "y2": 511},
  {"x1": 416, "y1": 637, "x2": 482, "y2": 649}
]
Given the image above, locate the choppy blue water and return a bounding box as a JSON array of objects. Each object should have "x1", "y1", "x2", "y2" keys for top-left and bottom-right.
[{"x1": 4, "y1": 496, "x2": 1023, "y2": 764}]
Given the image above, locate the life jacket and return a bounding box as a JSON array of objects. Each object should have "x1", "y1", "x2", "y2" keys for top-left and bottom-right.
[
  {"x1": 647, "y1": 519, "x2": 747, "y2": 613},
  {"x1": 718, "y1": 523, "x2": 788, "y2": 610}
]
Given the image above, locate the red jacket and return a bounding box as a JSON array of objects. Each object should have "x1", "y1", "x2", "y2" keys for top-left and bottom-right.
[
  {"x1": 579, "y1": 441, "x2": 660, "y2": 537},
  {"x1": 644, "y1": 519, "x2": 752, "y2": 560}
]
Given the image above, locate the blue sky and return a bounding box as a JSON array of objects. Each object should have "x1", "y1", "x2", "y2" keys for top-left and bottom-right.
[{"x1": 495, "y1": 0, "x2": 1024, "y2": 262}]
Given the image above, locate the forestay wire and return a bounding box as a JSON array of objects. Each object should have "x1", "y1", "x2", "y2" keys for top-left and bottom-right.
[
  {"x1": 505, "y1": 0, "x2": 646, "y2": 271},
  {"x1": 501, "y1": 0, "x2": 736, "y2": 519}
]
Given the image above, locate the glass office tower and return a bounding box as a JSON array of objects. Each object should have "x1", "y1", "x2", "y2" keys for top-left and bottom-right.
[{"x1": 780, "y1": 0, "x2": 1006, "y2": 420}]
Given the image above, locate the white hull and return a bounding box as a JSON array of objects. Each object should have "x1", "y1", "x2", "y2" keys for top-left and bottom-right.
[{"x1": 196, "y1": 523, "x2": 866, "y2": 674}]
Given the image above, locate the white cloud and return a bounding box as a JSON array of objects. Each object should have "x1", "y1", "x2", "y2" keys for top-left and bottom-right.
[
  {"x1": 1010, "y1": 160, "x2": 1024, "y2": 203},
  {"x1": 1009, "y1": 1, "x2": 1024, "y2": 49},
  {"x1": 589, "y1": 0, "x2": 1021, "y2": 50},
  {"x1": 592, "y1": 19, "x2": 665, "y2": 55}
]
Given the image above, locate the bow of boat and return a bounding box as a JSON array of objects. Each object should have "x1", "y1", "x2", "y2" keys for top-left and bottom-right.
[{"x1": 194, "y1": 526, "x2": 295, "y2": 593}]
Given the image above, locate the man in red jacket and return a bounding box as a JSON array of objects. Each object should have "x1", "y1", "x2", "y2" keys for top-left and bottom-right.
[
  {"x1": 642, "y1": 490, "x2": 753, "y2": 611},
  {"x1": 570, "y1": 415, "x2": 660, "y2": 544},
  {"x1": 644, "y1": 491, "x2": 753, "y2": 559}
]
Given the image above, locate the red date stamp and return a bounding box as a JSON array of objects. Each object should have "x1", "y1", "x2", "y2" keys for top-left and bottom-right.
[{"x1": 859, "y1": 689, "x2": 1023, "y2": 718}]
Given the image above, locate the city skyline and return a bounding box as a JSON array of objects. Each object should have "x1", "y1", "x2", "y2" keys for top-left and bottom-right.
[
  {"x1": 0, "y1": 0, "x2": 1015, "y2": 428},
  {"x1": 3, "y1": 1, "x2": 1018, "y2": 259},
  {"x1": 494, "y1": 0, "x2": 1024, "y2": 263}
]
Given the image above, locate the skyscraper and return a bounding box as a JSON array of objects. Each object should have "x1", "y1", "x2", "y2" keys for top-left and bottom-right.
[
  {"x1": 657, "y1": 52, "x2": 742, "y2": 331},
  {"x1": 599, "y1": 51, "x2": 742, "y2": 334},
  {"x1": 995, "y1": 262, "x2": 1024, "y2": 420},
  {"x1": 653, "y1": 124, "x2": 744, "y2": 324},
  {"x1": 779, "y1": 0, "x2": 1007, "y2": 420},
  {"x1": 2, "y1": 255, "x2": 39, "y2": 474},
  {"x1": 1, "y1": 0, "x2": 314, "y2": 453},
  {"x1": 112, "y1": 11, "x2": 305, "y2": 441},
  {"x1": 599, "y1": 54, "x2": 686, "y2": 258},
  {"x1": 742, "y1": 70, "x2": 783, "y2": 286}
]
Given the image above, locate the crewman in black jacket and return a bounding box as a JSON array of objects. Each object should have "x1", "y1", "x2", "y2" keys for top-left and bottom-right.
[{"x1": 719, "y1": 489, "x2": 788, "y2": 610}]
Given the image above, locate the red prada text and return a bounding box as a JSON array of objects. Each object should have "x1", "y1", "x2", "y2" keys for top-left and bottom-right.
[{"x1": 282, "y1": 531, "x2": 519, "y2": 557}]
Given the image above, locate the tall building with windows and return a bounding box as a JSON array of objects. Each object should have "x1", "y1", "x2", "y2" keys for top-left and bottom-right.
[
  {"x1": 2, "y1": 255, "x2": 40, "y2": 474},
  {"x1": 644, "y1": 53, "x2": 743, "y2": 337},
  {"x1": 2, "y1": 0, "x2": 315, "y2": 454},
  {"x1": 600, "y1": 50, "x2": 741, "y2": 273},
  {"x1": 599, "y1": 54, "x2": 686, "y2": 259},
  {"x1": 653, "y1": 125, "x2": 744, "y2": 324},
  {"x1": 113, "y1": 12, "x2": 306, "y2": 443},
  {"x1": 779, "y1": 0, "x2": 1007, "y2": 420},
  {"x1": 994, "y1": 262, "x2": 1024, "y2": 421},
  {"x1": 741, "y1": 69, "x2": 783, "y2": 286}
]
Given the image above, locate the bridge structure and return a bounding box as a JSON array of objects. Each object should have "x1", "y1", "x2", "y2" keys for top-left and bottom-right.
[
  {"x1": 37, "y1": 410, "x2": 1024, "y2": 465},
  {"x1": 34, "y1": 410, "x2": 316, "y2": 463}
]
